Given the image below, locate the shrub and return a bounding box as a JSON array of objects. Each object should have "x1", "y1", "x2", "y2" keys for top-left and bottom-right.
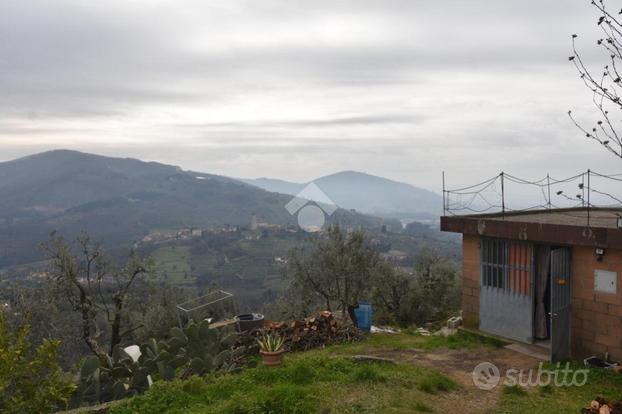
[{"x1": 0, "y1": 314, "x2": 75, "y2": 414}]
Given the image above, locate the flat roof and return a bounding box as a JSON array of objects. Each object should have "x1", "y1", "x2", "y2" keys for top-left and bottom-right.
[{"x1": 441, "y1": 208, "x2": 622, "y2": 249}]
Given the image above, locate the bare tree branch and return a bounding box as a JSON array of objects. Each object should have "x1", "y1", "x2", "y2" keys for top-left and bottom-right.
[
  {"x1": 40, "y1": 232, "x2": 150, "y2": 358},
  {"x1": 570, "y1": 0, "x2": 622, "y2": 159}
]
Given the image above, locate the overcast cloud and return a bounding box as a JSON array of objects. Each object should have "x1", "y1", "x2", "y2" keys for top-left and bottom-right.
[{"x1": 0, "y1": 0, "x2": 620, "y2": 191}]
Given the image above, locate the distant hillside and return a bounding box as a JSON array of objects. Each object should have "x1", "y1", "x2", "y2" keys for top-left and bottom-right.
[
  {"x1": 0, "y1": 151, "x2": 371, "y2": 268},
  {"x1": 242, "y1": 171, "x2": 442, "y2": 220}
]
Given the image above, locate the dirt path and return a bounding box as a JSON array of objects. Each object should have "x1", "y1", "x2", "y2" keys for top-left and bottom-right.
[{"x1": 361, "y1": 345, "x2": 541, "y2": 413}]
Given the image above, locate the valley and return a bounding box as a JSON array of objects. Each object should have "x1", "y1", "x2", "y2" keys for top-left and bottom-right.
[{"x1": 0, "y1": 150, "x2": 458, "y2": 314}]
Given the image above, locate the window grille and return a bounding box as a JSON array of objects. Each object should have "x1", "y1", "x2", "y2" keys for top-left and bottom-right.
[{"x1": 481, "y1": 238, "x2": 533, "y2": 295}]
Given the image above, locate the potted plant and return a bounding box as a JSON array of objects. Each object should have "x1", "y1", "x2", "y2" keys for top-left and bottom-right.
[{"x1": 257, "y1": 332, "x2": 285, "y2": 367}]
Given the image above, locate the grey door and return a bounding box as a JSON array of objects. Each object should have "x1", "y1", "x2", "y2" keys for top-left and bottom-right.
[
  {"x1": 479, "y1": 239, "x2": 534, "y2": 343},
  {"x1": 550, "y1": 247, "x2": 572, "y2": 361}
]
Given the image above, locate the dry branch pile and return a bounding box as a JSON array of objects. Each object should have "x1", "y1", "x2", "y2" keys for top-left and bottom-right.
[
  {"x1": 582, "y1": 397, "x2": 622, "y2": 414},
  {"x1": 238, "y1": 311, "x2": 364, "y2": 353}
]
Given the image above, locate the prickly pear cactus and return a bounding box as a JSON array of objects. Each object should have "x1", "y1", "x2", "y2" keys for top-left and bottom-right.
[
  {"x1": 77, "y1": 320, "x2": 246, "y2": 403},
  {"x1": 78, "y1": 345, "x2": 151, "y2": 403},
  {"x1": 143, "y1": 319, "x2": 245, "y2": 378}
]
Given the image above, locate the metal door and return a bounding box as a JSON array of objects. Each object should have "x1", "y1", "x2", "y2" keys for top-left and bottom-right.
[
  {"x1": 550, "y1": 247, "x2": 572, "y2": 361},
  {"x1": 479, "y1": 239, "x2": 534, "y2": 343}
]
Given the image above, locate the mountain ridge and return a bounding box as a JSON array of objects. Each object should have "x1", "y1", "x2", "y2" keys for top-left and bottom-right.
[
  {"x1": 0, "y1": 150, "x2": 295, "y2": 267},
  {"x1": 241, "y1": 170, "x2": 441, "y2": 220},
  {"x1": 0, "y1": 150, "x2": 438, "y2": 268}
]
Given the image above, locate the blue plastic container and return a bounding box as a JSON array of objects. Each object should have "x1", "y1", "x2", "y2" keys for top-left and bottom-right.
[{"x1": 354, "y1": 301, "x2": 372, "y2": 331}]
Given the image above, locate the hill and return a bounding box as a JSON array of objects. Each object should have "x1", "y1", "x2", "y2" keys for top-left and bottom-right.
[
  {"x1": 0, "y1": 150, "x2": 371, "y2": 268},
  {"x1": 242, "y1": 171, "x2": 442, "y2": 221}
]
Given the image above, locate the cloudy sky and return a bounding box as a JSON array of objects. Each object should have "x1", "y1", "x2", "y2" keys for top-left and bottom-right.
[{"x1": 1, "y1": 0, "x2": 620, "y2": 192}]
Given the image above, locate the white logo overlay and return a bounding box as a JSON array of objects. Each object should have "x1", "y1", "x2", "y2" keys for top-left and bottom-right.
[
  {"x1": 285, "y1": 182, "x2": 337, "y2": 232},
  {"x1": 472, "y1": 362, "x2": 501, "y2": 390},
  {"x1": 472, "y1": 361, "x2": 590, "y2": 390}
]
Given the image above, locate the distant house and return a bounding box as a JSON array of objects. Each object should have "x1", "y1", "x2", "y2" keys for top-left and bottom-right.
[
  {"x1": 442, "y1": 208, "x2": 622, "y2": 362},
  {"x1": 191, "y1": 228, "x2": 202, "y2": 237},
  {"x1": 380, "y1": 250, "x2": 410, "y2": 264}
]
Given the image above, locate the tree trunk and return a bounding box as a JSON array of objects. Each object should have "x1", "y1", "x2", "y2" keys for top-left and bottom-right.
[
  {"x1": 81, "y1": 304, "x2": 106, "y2": 359},
  {"x1": 109, "y1": 297, "x2": 123, "y2": 354}
]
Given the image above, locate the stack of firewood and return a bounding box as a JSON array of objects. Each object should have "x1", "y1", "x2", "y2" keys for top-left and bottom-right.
[
  {"x1": 238, "y1": 311, "x2": 364, "y2": 353},
  {"x1": 582, "y1": 397, "x2": 622, "y2": 414}
]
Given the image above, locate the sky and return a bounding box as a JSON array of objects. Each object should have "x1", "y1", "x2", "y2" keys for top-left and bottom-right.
[{"x1": 1, "y1": 0, "x2": 621, "y2": 194}]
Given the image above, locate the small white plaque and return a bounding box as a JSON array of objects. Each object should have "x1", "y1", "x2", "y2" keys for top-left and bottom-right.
[{"x1": 595, "y1": 270, "x2": 617, "y2": 294}]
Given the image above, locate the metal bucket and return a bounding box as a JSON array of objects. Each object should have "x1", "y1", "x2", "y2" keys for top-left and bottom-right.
[{"x1": 235, "y1": 313, "x2": 265, "y2": 332}]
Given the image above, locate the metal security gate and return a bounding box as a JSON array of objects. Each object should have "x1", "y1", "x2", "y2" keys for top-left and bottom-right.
[
  {"x1": 479, "y1": 238, "x2": 535, "y2": 343},
  {"x1": 551, "y1": 248, "x2": 572, "y2": 361}
]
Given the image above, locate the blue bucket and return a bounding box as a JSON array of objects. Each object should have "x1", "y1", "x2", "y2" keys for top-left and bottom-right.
[{"x1": 354, "y1": 301, "x2": 372, "y2": 331}]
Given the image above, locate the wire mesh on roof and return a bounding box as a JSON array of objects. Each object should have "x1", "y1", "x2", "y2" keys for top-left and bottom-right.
[{"x1": 442, "y1": 169, "x2": 622, "y2": 226}]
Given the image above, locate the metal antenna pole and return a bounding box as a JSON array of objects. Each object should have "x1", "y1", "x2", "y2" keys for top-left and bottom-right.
[
  {"x1": 587, "y1": 169, "x2": 591, "y2": 227},
  {"x1": 442, "y1": 171, "x2": 446, "y2": 216},
  {"x1": 547, "y1": 173, "x2": 551, "y2": 209},
  {"x1": 501, "y1": 172, "x2": 505, "y2": 218},
  {"x1": 581, "y1": 170, "x2": 589, "y2": 207}
]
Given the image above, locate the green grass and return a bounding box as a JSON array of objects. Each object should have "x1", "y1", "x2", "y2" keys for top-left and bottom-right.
[
  {"x1": 416, "y1": 371, "x2": 458, "y2": 394},
  {"x1": 108, "y1": 333, "x2": 619, "y2": 414},
  {"x1": 496, "y1": 363, "x2": 622, "y2": 414},
  {"x1": 152, "y1": 245, "x2": 193, "y2": 285},
  {"x1": 330, "y1": 330, "x2": 506, "y2": 355},
  {"x1": 109, "y1": 350, "x2": 457, "y2": 414},
  {"x1": 502, "y1": 384, "x2": 528, "y2": 397}
]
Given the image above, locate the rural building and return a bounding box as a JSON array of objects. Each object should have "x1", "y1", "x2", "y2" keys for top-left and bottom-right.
[{"x1": 441, "y1": 207, "x2": 622, "y2": 362}]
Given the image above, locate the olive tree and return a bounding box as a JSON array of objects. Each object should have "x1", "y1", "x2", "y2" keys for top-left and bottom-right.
[
  {"x1": 287, "y1": 226, "x2": 381, "y2": 326},
  {"x1": 41, "y1": 232, "x2": 151, "y2": 358}
]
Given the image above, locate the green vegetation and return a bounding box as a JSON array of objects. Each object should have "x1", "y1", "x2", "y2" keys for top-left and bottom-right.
[
  {"x1": 330, "y1": 330, "x2": 505, "y2": 356},
  {"x1": 152, "y1": 245, "x2": 193, "y2": 285},
  {"x1": 287, "y1": 226, "x2": 386, "y2": 325},
  {"x1": 107, "y1": 332, "x2": 622, "y2": 414},
  {"x1": 372, "y1": 247, "x2": 461, "y2": 327},
  {"x1": 416, "y1": 371, "x2": 457, "y2": 394},
  {"x1": 144, "y1": 231, "x2": 302, "y2": 305},
  {"x1": 502, "y1": 384, "x2": 528, "y2": 397},
  {"x1": 110, "y1": 349, "x2": 457, "y2": 414},
  {"x1": 496, "y1": 363, "x2": 622, "y2": 414},
  {"x1": 0, "y1": 314, "x2": 75, "y2": 414},
  {"x1": 77, "y1": 319, "x2": 246, "y2": 404},
  {"x1": 284, "y1": 227, "x2": 461, "y2": 327},
  {"x1": 256, "y1": 332, "x2": 286, "y2": 353},
  {"x1": 41, "y1": 233, "x2": 152, "y2": 359}
]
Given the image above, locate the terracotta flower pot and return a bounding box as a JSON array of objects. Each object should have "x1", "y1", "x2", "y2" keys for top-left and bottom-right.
[{"x1": 260, "y1": 349, "x2": 285, "y2": 367}]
